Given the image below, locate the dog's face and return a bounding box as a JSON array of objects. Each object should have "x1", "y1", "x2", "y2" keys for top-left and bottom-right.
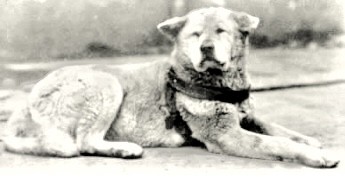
[{"x1": 158, "y1": 7, "x2": 259, "y2": 73}]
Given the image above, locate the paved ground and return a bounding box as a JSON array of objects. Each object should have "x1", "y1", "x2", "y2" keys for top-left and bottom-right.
[{"x1": 0, "y1": 48, "x2": 344, "y2": 176}]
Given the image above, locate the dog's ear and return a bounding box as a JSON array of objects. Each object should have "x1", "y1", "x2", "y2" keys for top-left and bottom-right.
[
  {"x1": 157, "y1": 16, "x2": 187, "y2": 40},
  {"x1": 233, "y1": 12, "x2": 260, "y2": 33}
]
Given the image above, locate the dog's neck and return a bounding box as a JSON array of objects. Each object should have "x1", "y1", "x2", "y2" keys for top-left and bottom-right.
[
  {"x1": 164, "y1": 54, "x2": 251, "y2": 131},
  {"x1": 164, "y1": 51, "x2": 251, "y2": 133},
  {"x1": 171, "y1": 54, "x2": 251, "y2": 91},
  {"x1": 167, "y1": 67, "x2": 250, "y2": 103}
]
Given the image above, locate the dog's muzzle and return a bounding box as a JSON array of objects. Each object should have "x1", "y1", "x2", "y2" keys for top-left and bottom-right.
[{"x1": 200, "y1": 40, "x2": 225, "y2": 70}]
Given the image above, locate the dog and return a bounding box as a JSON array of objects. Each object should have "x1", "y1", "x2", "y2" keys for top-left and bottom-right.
[{"x1": 3, "y1": 7, "x2": 339, "y2": 168}]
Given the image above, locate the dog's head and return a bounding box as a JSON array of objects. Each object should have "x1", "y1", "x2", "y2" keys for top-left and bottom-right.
[{"x1": 158, "y1": 7, "x2": 259, "y2": 73}]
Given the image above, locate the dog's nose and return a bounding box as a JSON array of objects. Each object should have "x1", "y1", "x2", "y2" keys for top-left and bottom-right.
[{"x1": 200, "y1": 41, "x2": 214, "y2": 53}]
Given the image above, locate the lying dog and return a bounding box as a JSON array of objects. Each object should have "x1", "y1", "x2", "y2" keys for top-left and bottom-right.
[{"x1": 3, "y1": 7, "x2": 339, "y2": 168}]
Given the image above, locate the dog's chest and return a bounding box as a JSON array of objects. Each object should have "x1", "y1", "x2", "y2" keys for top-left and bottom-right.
[
  {"x1": 104, "y1": 63, "x2": 185, "y2": 146},
  {"x1": 175, "y1": 92, "x2": 253, "y2": 129}
]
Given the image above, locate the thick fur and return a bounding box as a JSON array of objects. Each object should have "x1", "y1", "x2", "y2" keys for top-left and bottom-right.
[{"x1": 3, "y1": 7, "x2": 339, "y2": 168}]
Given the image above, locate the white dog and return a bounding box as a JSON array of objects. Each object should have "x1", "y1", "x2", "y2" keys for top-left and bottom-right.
[{"x1": 3, "y1": 7, "x2": 339, "y2": 168}]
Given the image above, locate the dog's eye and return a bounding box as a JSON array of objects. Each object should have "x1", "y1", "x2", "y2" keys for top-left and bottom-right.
[
  {"x1": 216, "y1": 28, "x2": 225, "y2": 34},
  {"x1": 192, "y1": 32, "x2": 201, "y2": 37}
]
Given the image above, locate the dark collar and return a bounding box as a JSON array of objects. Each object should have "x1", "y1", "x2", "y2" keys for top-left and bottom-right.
[
  {"x1": 164, "y1": 68, "x2": 250, "y2": 130},
  {"x1": 167, "y1": 68, "x2": 250, "y2": 104}
]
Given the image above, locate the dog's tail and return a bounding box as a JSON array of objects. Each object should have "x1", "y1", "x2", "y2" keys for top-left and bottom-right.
[
  {"x1": 2, "y1": 136, "x2": 42, "y2": 155},
  {"x1": 0, "y1": 91, "x2": 32, "y2": 154},
  {"x1": 1, "y1": 91, "x2": 79, "y2": 157},
  {"x1": 3, "y1": 116, "x2": 79, "y2": 157},
  {"x1": 1, "y1": 103, "x2": 50, "y2": 156},
  {"x1": 0, "y1": 90, "x2": 27, "y2": 151},
  {"x1": 0, "y1": 90, "x2": 28, "y2": 122}
]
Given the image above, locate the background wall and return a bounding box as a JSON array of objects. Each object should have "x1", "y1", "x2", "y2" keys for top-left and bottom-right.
[{"x1": 0, "y1": 0, "x2": 344, "y2": 61}]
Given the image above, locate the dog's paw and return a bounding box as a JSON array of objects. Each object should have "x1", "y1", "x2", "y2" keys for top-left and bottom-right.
[
  {"x1": 50, "y1": 148, "x2": 80, "y2": 158},
  {"x1": 297, "y1": 149, "x2": 340, "y2": 168},
  {"x1": 112, "y1": 142, "x2": 144, "y2": 159}
]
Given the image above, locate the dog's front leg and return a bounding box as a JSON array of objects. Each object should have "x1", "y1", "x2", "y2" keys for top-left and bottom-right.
[
  {"x1": 217, "y1": 128, "x2": 339, "y2": 168},
  {"x1": 176, "y1": 94, "x2": 339, "y2": 168},
  {"x1": 240, "y1": 116, "x2": 322, "y2": 148},
  {"x1": 185, "y1": 109, "x2": 339, "y2": 168}
]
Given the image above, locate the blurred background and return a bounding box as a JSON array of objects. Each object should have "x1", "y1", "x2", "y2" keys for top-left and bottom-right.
[{"x1": 0, "y1": 0, "x2": 344, "y2": 61}]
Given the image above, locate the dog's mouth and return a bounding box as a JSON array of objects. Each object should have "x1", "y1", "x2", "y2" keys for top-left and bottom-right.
[
  {"x1": 200, "y1": 56, "x2": 226, "y2": 72},
  {"x1": 205, "y1": 68, "x2": 224, "y2": 75}
]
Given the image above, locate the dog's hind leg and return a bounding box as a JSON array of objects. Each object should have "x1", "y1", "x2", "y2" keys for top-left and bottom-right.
[
  {"x1": 240, "y1": 116, "x2": 322, "y2": 148},
  {"x1": 76, "y1": 77, "x2": 143, "y2": 158},
  {"x1": 3, "y1": 105, "x2": 79, "y2": 157}
]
